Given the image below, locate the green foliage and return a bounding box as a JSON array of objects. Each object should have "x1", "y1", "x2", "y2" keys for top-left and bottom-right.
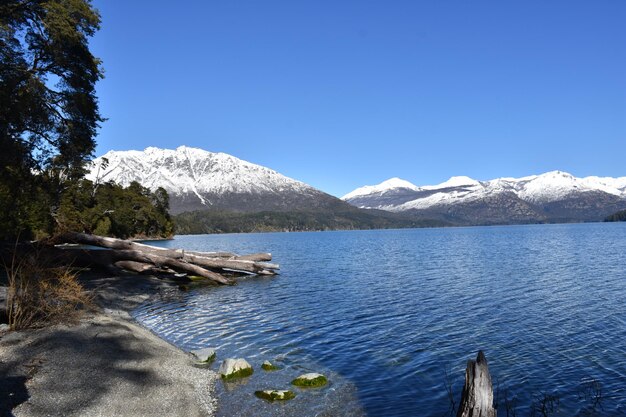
[
  {"x1": 56, "y1": 180, "x2": 174, "y2": 239},
  {"x1": 0, "y1": 0, "x2": 103, "y2": 240},
  {"x1": 604, "y1": 209, "x2": 626, "y2": 222},
  {"x1": 174, "y1": 209, "x2": 448, "y2": 235}
]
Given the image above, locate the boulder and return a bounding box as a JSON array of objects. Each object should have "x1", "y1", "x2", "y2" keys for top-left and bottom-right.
[
  {"x1": 218, "y1": 358, "x2": 253, "y2": 379},
  {"x1": 291, "y1": 372, "x2": 328, "y2": 387},
  {"x1": 261, "y1": 360, "x2": 280, "y2": 371},
  {"x1": 254, "y1": 390, "x2": 296, "y2": 401},
  {"x1": 190, "y1": 347, "x2": 216, "y2": 363}
]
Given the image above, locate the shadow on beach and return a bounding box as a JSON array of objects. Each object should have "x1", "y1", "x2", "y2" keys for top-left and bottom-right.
[{"x1": 0, "y1": 273, "x2": 216, "y2": 417}]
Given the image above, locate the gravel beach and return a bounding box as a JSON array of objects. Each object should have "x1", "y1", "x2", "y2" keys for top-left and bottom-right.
[{"x1": 0, "y1": 273, "x2": 217, "y2": 417}]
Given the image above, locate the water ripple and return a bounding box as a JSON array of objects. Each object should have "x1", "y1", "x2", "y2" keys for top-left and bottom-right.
[{"x1": 134, "y1": 223, "x2": 626, "y2": 416}]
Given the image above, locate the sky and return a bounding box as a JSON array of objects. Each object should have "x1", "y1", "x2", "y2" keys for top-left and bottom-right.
[{"x1": 90, "y1": 0, "x2": 625, "y2": 197}]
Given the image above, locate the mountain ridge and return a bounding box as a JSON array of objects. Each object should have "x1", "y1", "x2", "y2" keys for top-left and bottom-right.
[
  {"x1": 86, "y1": 146, "x2": 340, "y2": 214},
  {"x1": 86, "y1": 146, "x2": 626, "y2": 227},
  {"x1": 342, "y1": 172, "x2": 626, "y2": 224}
]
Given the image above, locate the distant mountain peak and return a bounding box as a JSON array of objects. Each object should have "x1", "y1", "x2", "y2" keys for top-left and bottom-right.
[
  {"x1": 423, "y1": 176, "x2": 481, "y2": 190},
  {"x1": 341, "y1": 177, "x2": 419, "y2": 200},
  {"x1": 380, "y1": 177, "x2": 419, "y2": 189},
  {"x1": 546, "y1": 170, "x2": 572, "y2": 176}
]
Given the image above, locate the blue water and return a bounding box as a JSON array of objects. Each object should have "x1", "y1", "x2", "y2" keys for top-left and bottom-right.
[{"x1": 134, "y1": 223, "x2": 626, "y2": 416}]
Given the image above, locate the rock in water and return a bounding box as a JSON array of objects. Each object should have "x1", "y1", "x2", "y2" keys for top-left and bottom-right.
[
  {"x1": 190, "y1": 348, "x2": 216, "y2": 363},
  {"x1": 261, "y1": 360, "x2": 280, "y2": 371},
  {"x1": 219, "y1": 358, "x2": 253, "y2": 379},
  {"x1": 291, "y1": 372, "x2": 328, "y2": 387},
  {"x1": 457, "y1": 350, "x2": 496, "y2": 417},
  {"x1": 254, "y1": 390, "x2": 296, "y2": 401}
]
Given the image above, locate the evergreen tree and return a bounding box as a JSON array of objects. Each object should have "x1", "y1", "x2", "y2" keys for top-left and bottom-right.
[
  {"x1": 0, "y1": 0, "x2": 103, "y2": 240},
  {"x1": 57, "y1": 180, "x2": 175, "y2": 239}
]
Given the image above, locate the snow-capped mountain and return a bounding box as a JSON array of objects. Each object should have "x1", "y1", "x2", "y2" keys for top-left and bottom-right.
[
  {"x1": 343, "y1": 171, "x2": 626, "y2": 224},
  {"x1": 86, "y1": 146, "x2": 343, "y2": 214},
  {"x1": 86, "y1": 147, "x2": 626, "y2": 225},
  {"x1": 342, "y1": 177, "x2": 420, "y2": 200}
]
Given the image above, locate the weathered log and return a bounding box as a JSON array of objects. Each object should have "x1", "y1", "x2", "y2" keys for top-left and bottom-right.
[
  {"x1": 57, "y1": 232, "x2": 184, "y2": 259},
  {"x1": 58, "y1": 232, "x2": 278, "y2": 273},
  {"x1": 52, "y1": 232, "x2": 279, "y2": 282},
  {"x1": 182, "y1": 250, "x2": 272, "y2": 262},
  {"x1": 51, "y1": 247, "x2": 233, "y2": 285},
  {"x1": 182, "y1": 253, "x2": 279, "y2": 275},
  {"x1": 113, "y1": 261, "x2": 191, "y2": 283},
  {"x1": 233, "y1": 253, "x2": 273, "y2": 262},
  {"x1": 457, "y1": 351, "x2": 496, "y2": 417},
  {"x1": 106, "y1": 250, "x2": 235, "y2": 285},
  {"x1": 113, "y1": 260, "x2": 176, "y2": 275},
  {"x1": 183, "y1": 250, "x2": 238, "y2": 258}
]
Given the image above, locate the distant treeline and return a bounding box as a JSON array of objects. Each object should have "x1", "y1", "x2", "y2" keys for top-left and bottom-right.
[
  {"x1": 604, "y1": 209, "x2": 626, "y2": 222},
  {"x1": 174, "y1": 209, "x2": 447, "y2": 234}
]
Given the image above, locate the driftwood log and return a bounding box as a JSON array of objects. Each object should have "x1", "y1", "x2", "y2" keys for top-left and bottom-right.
[
  {"x1": 457, "y1": 350, "x2": 496, "y2": 417},
  {"x1": 52, "y1": 232, "x2": 279, "y2": 286},
  {"x1": 58, "y1": 232, "x2": 273, "y2": 262},
  {"x1": 113, "y1": 260, "x2": 176, "y2": 275}
]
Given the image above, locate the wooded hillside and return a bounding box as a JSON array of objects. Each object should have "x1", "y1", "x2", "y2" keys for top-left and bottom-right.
[
  {"x1": 174, "y1": 208, "x2": 448, "y2": 234},
  {"x1": 605, "y1": 209, "x2": 626, "y2": 222}
]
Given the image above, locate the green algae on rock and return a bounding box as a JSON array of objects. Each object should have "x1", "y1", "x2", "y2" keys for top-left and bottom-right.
[
  {"x1": 254, "y1": 390, "x2": 296, "y2": 402},
  {"x1": 219, "y1": 358, "x2": 253, "y2": 380},
  {"x1": 291, "y1": 372, "x2": 328, "y2": 387},
  {"x1": 261, "y1": 360, "x2": 281, "y2": 371}
]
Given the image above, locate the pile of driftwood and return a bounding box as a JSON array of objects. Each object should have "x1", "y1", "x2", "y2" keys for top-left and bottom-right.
[{"x1": 50, "y1": 232, "x2": 279, "y2": 285}]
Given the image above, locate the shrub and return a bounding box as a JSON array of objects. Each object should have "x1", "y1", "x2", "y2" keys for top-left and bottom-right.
[{"x1": 5, "y1": 254, "x2": 92, "y2": 330}]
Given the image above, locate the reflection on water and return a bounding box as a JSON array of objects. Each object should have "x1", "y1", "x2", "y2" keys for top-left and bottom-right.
[{"x1": 134, "y1": 223, "x2": 626, "y2": 416}]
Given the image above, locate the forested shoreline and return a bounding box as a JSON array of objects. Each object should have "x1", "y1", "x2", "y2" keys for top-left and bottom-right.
[
  {"x1": 174, "y1": 208, "x2": 447, "y2": 234},
  {"x1": 604, "y1": 209, "x2": 626, "y2": 222}
]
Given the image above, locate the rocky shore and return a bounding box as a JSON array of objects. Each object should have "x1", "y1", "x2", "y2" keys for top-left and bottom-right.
[{"x1": 0, "y1": 273, "x2": 217, "y2": 417}]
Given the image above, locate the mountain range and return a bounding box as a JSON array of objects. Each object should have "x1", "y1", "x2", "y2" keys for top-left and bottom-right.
[
  {"x1": 342, "y1": 173, "x2": 626, "y2": 224},
  {"x1": 86, "y1": 146, "x2": 626, "y2": 229},
  {"x1": 85, "y1": 147, "x2": 435, "y2": 232}
]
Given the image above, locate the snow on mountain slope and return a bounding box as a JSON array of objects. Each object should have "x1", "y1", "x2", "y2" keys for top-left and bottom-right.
[
  {"x1": 343, "y1": 171, "x2": 626, "y2": 213},
  {"x1": 85, "y1": 146, "x2": 328, "y2": 213},
  {"x1": 341, "y1": 177, "x2": 419, "y2": 200},
  {"x1": 514, "y1": 171, "x2": 587, "y2": 203},
  {"x1": 88, "y1": 146, "x2": 314, "y2": 194},
  {"x1": 421, "y1": 176, "x2": 482, "y2": 190}
]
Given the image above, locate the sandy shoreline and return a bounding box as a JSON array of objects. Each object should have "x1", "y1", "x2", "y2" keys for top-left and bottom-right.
[{"x1": 0, "y1": 273, "x2": 217, "y2": 417}]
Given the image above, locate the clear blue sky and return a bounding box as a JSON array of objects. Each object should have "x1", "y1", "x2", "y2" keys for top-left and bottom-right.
[{"x1": 90, "y1": 0, "x2": 625, "y2": 197}]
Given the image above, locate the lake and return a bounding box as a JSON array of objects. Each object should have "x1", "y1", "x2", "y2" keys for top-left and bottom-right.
[{"x1": 134, "y1": 223, "x2": 626, "y2": 416}]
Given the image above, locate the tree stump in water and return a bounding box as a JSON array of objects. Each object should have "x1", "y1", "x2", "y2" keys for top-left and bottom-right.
[{"x1": 457, "y1": 350, "x2": 496, "y2": 417}]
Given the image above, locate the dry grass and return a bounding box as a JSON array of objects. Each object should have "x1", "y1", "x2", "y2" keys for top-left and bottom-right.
[{"x1": 5, "y1": 252, "x2": 93, "y2": 330}]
